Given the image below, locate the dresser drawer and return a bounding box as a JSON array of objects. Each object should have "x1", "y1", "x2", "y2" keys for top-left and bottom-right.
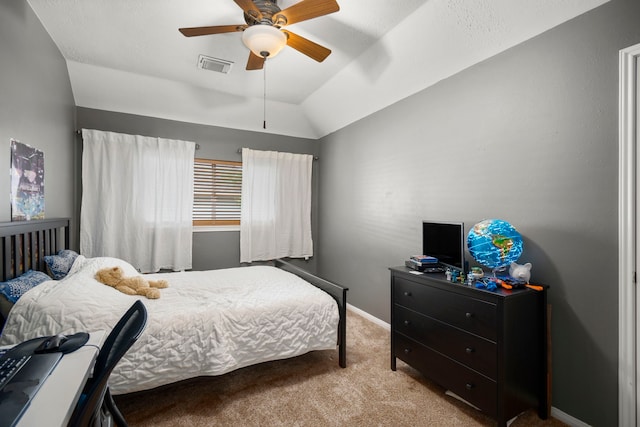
[
  {"x1": 394, "y1": 333, "x2": 497, "y2": 416},
  {"x1": 393, "y1": 276, "x2": 497, "y2": 341},
  {"x1": 393, "y1": 305, "x2": 497, "y2": 379}
]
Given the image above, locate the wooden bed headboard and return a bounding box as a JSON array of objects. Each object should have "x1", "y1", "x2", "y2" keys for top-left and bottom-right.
[{"x1": 0, "y1": 218, "x2": 71, "y2": 281}]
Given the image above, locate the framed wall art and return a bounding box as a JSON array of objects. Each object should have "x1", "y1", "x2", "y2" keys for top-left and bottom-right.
[{"x1": 10, "y1": 139, "x2": 45, "y2": 221}]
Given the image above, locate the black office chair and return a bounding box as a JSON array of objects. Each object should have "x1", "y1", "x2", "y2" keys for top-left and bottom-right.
[{"x1": 68, "y1": 300, "x2": 148, "y2": 427}]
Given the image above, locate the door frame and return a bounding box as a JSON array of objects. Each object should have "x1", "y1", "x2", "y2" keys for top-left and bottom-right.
[{"x1": 619, "y1": 42, "x2": 640, "y2": 427}]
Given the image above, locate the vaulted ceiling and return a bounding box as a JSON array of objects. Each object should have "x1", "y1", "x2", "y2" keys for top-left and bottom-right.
[{"x1": 28, "y1": 0, "x2": 609, "y2": 139}]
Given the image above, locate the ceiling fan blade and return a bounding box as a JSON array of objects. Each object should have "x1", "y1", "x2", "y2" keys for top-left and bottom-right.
[
  {"x1": 233, "y1": 0, "x2": 263, "y2": 22},
  {"x1": 277, "y1": 0, "x2": 339, "y2": 26},
  {"x1": 179, "y1": 24, "x2": 246, "y2": 37},
  {"x1": 246, "y1": 52, "x2": 265, "y2": 70},
  {"x1": 283, "y1": 30, "x2": 331, "y2": 62}
]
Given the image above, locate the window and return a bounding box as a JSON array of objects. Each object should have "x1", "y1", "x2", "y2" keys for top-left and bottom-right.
[{"x1": 193, "y1": 158, "x2": 242, "y2": 226}]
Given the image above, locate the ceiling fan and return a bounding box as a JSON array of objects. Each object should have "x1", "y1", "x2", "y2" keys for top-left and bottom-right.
[{"x1": 179, "y1": 0, "x2": 340, "y2": 70}]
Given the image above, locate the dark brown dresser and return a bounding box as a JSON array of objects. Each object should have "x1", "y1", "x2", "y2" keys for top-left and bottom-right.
[{"x1": 390, "y1": 266, "x2": 548, "y2": 427}]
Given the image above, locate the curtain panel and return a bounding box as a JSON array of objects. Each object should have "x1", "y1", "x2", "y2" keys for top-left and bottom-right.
[
  {"x1": 240, "y1": 148, "x2": 313, "y2": 263},
  {"x1": 80, "y1": 129, "x2": 195, "y2": 272}
]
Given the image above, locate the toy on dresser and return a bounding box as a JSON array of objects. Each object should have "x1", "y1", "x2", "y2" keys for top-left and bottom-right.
[
  {"x1": 509, "y1": 261, "x2": 532, "y2": 283},
  {"x1": 501, "y1": 262, "x2": 543, "y2": 291},
  {"x1": 467, "y1": 262, "x2": 543, "y2": 292}
]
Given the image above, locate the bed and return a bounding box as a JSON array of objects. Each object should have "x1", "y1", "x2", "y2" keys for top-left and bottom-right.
[{"x1": 0, "y1": 218, "x2": 348, "y2": 395}]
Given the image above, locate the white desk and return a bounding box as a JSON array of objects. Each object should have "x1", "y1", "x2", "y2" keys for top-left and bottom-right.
[{"x1": 16, "y1": 330, "x2": 105, "y2": 427}]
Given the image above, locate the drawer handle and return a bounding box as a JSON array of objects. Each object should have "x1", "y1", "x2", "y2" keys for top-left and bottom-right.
[
  {"x1": 465, "y1": 347, "x2": 475, "y2": 354},
  {"x1": 465, "y1": 383, "x2": 475, "y2": 391},
  {"x1": 465, "y1": 312, "x2": 474, "y2": 319},
  {"x1": 404, "y1": 291, "x2": 412, "y2": 297},
  {"x1": 403, "y1": 320, "x2": 411, "y2": 326},
  {"x1": 404, "y1": 348, "x2": 412, "y2": 355}
]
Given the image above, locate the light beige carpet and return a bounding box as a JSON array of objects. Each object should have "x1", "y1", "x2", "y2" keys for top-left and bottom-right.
[{"x1": 115, "y1": 310, "x2": 567, "y2": 426}]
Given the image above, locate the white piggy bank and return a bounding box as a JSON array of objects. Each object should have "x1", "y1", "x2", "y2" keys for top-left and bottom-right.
[{"x1": 509, "y1": 262, "x2": 532, "y2": 283}]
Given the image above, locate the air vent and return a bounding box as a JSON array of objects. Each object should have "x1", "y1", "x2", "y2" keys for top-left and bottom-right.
[{"x1": 197, "y1": 55, "x2": 233, "y2": 74}]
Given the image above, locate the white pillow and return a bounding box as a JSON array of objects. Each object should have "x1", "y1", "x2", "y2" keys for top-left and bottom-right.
[{"x1": 65, "y1": 255, "x2": 140, "y2": 280}]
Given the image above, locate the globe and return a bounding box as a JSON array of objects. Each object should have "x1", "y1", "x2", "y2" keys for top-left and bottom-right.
[{"x1": 467, "y1": 219, "x2": 523, "y2": 271}]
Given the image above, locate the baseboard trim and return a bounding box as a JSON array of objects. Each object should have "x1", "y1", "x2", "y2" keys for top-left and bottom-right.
[
  {"x1": 346, "y1": 303, "x2": 590, "y2": 427},
  {"x1": 550, "y1": 407, "x2": 591, "y2": 427},
  {"x1": 346, "y1": 303, "x2": 389, "y2": 330}
]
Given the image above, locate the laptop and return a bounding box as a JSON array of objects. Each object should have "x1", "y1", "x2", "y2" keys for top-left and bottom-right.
[{"x1": 0, "y1": 337, "x2": 65, "y2": 427}]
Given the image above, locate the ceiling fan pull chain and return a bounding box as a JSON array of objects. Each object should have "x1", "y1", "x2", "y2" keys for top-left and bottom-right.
[{"x1": 263, "y1": 58, "x2": 267, "y2": 129}]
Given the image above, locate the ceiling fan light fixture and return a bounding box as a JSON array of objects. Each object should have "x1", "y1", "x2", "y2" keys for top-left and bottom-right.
[{"x1": 242, "y1": 24, "x2": 287, "y2": 58}]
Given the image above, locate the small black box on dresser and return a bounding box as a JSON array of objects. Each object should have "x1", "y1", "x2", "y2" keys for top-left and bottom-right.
[{"x1": 390, "y1": 266, "x2": 549, "y2": 427}]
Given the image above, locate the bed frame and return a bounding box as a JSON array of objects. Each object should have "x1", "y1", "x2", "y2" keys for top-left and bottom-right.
[
  {"x1": 274, "y1": 259, "x2": 348, "y2": 368},
  {"x1": 0, "y1": 218, "x2": 348, "y2": 368},
  {"x1": 0, "y1": 218, "x2": 70, "y2": 282}
]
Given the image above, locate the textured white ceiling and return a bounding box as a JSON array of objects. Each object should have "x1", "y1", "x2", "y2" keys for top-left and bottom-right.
[{"x1": 27, "y1": 0, "x2": 609, "y2": 139}]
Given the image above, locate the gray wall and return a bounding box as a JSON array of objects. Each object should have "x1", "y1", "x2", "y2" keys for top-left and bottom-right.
[
  {"x1": 0, "y1": 0, "x2": 76, "y2": 237},
  {"x1": 316, "y1": 0, "x2": 640, "y2": 425},
  {"x1": 76, "y1": 108, "x2": 320, "y2": 272}
]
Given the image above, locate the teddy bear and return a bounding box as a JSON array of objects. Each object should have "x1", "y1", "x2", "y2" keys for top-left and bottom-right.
[
  {"x1": 95, "y1": 266, "x2": 168, "y2": 299},
  {"x1": 509, "y1": 261, "x2": 532, "y2": 284}
]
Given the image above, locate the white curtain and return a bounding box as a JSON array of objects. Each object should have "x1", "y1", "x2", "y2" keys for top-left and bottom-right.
[
  {"x1": 240, "y1": 148, "x2": 313, "y2": 263},
  {"x1": 80, "y1": 129, "x2": 195, "y2": 272}
]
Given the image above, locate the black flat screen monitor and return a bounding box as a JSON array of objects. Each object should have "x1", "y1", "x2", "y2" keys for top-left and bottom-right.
[{"x1": 422, "y1": 221, "x2": 465, "y2": 271}]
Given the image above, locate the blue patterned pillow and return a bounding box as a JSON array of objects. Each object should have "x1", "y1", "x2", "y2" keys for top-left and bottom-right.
[
  {"x1": 44, "y1": 249, "x2": 79, "y2": 280},
  {"x1": 0, "y1": 270, "x2": 51, "y2": 303}
]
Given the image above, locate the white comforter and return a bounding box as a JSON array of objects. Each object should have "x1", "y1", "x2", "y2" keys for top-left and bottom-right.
[{"x1": 0, "y1": 256, "x2": 339, "y2": 394}]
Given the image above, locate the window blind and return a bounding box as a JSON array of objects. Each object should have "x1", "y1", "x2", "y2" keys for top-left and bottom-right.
[{"x1": 193, "y1": 158, "x2": 242, "y2": 226}]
